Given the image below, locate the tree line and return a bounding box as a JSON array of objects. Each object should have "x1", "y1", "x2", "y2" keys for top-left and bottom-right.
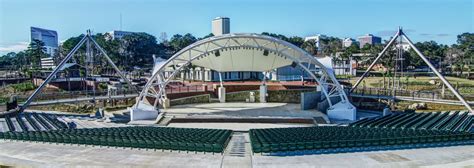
[{"x1": 0, "y1": 32, "x2": 472, "y2": 75}]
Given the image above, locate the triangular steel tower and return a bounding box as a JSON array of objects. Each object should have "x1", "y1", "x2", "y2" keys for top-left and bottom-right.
[
  {"x1": 19, "y1": 30, "x2": 138, "y2": 112},
  {"x1": 350, "y1": 27, "x2": 473, "y2": 113}
]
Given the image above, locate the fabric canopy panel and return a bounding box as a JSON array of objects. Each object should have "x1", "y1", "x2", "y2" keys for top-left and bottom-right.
[
  {"x1": 168, "y1": 34, "x2": 306, "y2": 72},
  {"x1": 190, "y1": 46, "x2": 293, "y2": 72}
]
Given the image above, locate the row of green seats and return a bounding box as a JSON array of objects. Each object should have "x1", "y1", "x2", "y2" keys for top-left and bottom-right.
[
  {"x1": 0, "y1": 126, "x2": 233, "y2": 153},
  {"x1": 350, "y1": 111, "x2": 471, "y2": 132},
  {"x1": 250, "y1": 126, "x2": 474, "y2": 153}
]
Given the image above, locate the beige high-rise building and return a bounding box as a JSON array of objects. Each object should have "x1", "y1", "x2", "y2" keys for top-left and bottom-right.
[{"x1": 212, "y1": 17, "x2": 230, "y2": 36}]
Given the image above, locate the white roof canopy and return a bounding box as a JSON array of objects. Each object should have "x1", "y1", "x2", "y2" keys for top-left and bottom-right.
[
  {"x1": 141, "y1": 34, "x2": 352, "y2": 113},
  {"x1": 165, "y1": 34, "x2": 313, "y2": 72}
]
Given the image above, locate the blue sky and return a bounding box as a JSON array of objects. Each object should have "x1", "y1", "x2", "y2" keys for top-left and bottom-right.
[{"x1": 0, "y1": 0, "x2": 472, "y2": 55}]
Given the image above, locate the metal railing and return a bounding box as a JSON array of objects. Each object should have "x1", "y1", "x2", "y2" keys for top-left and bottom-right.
[
  {"x1": 165, "y1": 85, "x2": 205, "y2": 94},
  {"x1": 349, "y1": 87, "x2": 474, "y2": 102}
]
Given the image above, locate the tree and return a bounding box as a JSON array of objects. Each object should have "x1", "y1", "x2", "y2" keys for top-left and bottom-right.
[
  {"x1": 61, "y1": 34, "x2": 85, "y2": 57},
  {"x1": 319, "y1": 37, "x2": 343, "y2": 56},
  {"x1": 454, "y1": 33, "x2": 474, "y2": 77},
  {"x1": 0, "y1": 52, "x2": 15, "y2": 68},
  {"x1": 260, "y1": 32, "x2": 305, "y2": 47},
  {"x1": 287, "y1": 36, "x2": 305, "y2": 47},
  {"x1": 121, "y1": 32, "x2": 159, "y2": 69},
  {"x1": 200, "y1": 33, "x2": 214, "y2": 40},
  {"x1": 301, "y1": 40, "x2": 317, "y2": 55},
  {"x1": 340, "y1": 44, "x2": 360, "y2": 61},
  {"x1": 169, "y1": 33, "x2": 197, "y2": 52},
  {"x1": 25, "y1": 39, "x2": 46, "y2": 68}
]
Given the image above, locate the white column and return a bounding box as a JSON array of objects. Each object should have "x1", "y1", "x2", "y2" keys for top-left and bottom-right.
[
  {"x1": 260, "y1": 72, "x2": 268, "y2": 103},
  {"x1": 218, "y1": 72, "x2": 225, "y2": 103},
  {"x1": 162, "y1": 97, "x2": 170, "y2": 109},
  {"x1": 259, "y1": 84, "x2": 267, "y2": 103}
]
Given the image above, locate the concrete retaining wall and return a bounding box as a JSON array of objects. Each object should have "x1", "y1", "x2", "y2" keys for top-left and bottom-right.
[
  {"x1": 226, "y1": 90, "x2": 261, "y2": 102},
  {"x1": 170, "y1": 94, "x2": 210, "y2": 106},
  {"x1": 225, "y1": 89, "x2": 314, "y2": 103},
  {"x1": 267, "y1": 89, "x2": 313, "y2": 103},
  {"x1": 317, "y1": 96, "x2": 342, "y2": 113},
  {"x1": 301, "y1": 91, "x2": 321, "y2": 110}
]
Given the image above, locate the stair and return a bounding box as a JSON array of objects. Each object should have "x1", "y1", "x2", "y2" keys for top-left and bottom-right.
[
  {"x1": 221, "y1": 132, "x2": 252, "y2": 168},
  {"x1": 209, "y1": 98, "x2": 220, "y2": 103},
  {"x1": 157, "y1": 115, "x2": 173, "y2": 126}
]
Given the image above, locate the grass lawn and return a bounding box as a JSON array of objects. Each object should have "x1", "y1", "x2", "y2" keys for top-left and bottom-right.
[
  {"x1": 395, "y1": 101, "x2": 469, "y2": 112},
  {"x1": 347, "y1": 76, "x2": 474, "y2": 95}
]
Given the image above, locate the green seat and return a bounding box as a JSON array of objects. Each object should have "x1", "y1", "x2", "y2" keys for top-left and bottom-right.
[
  {"x1": 170, "y1": 141, "x2": 180, "y2": 151},
  {"x1": 252, "y1": 143, "x2": 262, "y2": 153},
  {"x1": 204, "y1": 143, "x2": 213, "y2": 153},
  {"x1": 212, "y1": 143, "x2": 222, "y2": 153}
]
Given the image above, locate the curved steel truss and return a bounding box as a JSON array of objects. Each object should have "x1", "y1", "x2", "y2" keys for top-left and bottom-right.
[{"x1": 135, "y1": 33, "x2": 352, "y2": 111}]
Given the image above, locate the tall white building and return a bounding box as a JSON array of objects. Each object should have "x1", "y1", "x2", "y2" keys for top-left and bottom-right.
[
  {"x1": 106, "y1": 30, "x2": 135, "y2": 40},
  {"x1": 30, "y1": 27, "x2": 58, "y2": 56},
  {"x1": 212, "y1": 17, "x2": 230, "y2": 36}
]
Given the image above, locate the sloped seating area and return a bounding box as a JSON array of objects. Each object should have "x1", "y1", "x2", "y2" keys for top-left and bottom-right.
[
  {"x1": 350, "y1": 111, "x2": 473, "y2": 132},
  {"x1": 249, "y1": 126, "x2": 474, "y2": 154},
  {"x1": 1, "y1": 112, "x2": 70, "y2": 132},
  {"x1": 0, "y1": 127, "x2": 233, "y2": 153}
]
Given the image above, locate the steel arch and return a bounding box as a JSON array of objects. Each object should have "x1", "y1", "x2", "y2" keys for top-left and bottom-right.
[{"x1": 135, "y1": 33, "x2": 351, "y2": 112}]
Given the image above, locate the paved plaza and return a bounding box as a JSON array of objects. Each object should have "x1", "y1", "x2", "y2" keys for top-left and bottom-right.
[
  {"x1": 1, "y1": 137, "x2": 473, "y2": 167},
  {"x1": 0, "y1": 103, "x2": 473, "y2": 167}
]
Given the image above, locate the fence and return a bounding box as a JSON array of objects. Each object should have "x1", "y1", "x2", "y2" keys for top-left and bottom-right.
[
  {"x1": 350, "y1": 87, "x2": 474, "y2": 101},
  {"x1": 165, "y1": 85, "x2": 205, "y2": 94}
]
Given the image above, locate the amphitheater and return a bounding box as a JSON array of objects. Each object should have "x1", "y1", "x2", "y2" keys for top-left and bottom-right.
[{"x1": 0, "y1": 33, "x2": 473, "y2": 167}]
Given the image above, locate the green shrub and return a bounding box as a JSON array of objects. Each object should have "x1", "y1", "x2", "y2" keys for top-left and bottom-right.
[{"x1": 11, "y1": 82, "x2": 36, "y2": 92}]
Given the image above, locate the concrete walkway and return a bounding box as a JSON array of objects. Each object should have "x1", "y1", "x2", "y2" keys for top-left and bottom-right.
[{"x1": 1, "y1": 139, "x2": 473, "y2": 167}]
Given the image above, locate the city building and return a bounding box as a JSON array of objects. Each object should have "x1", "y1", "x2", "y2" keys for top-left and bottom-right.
[
  {"x1": 211, "y1": 17, "x2": 230, "y2": 36},
  {"x1": 358, "y1": 34, "x2": 381, "y2": 48},
  {"x1": 342, "y1": 38, "x2": 358, "y2": 48},
  {"x1": 106, "y1": 30, "x2": 135, "y2": 40},
  {"x1": 332, "y1": 54, "x2": 357, "y2": 76},
  {"x1": 396, "y1": 42, "x2": 411, "y2": 51},
  {"x1": 304, "y1": 34, "x2": 327, "y2": 51},
  {"x1": 40, "y1": 57, "x2": 55, "y2": 69},
  {"x1": 270, "y1": 34, "x2": 329, "y2": 81},
  {"x1": 30, "y1": 27, "x2": 58, "y2": 56}
]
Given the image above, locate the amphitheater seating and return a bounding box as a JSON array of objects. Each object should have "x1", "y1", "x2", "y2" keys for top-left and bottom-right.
[
  {"x1": 249, "y1": 126, "x2": 474, "y2": 154},
  {"x1": 42, "y1": 114, "x2": 68, "y2": 129},
  {"x1": 0, "y1": 127, "x2": 233, "y2": 153},
  {"x1": 24, "y1": 113, "x2": 41, "y2": 131},
  {"x1": 1, "y1": 112, "x2": 71, "y2": 132},
  {"x1": 4, "y1": 115, "x2": 15, "y2": 132},
  {"x1": 15, "y1": 115, "x2": 29, "y2": 132},
  {"x1": 350, "y1": 111, "x2": 473, "y2": 132},
  {"x1": 456, "y1": 116, "x2": 473, "y2": 132},
  {"x1": 32, "y1": 113, "x2": 53, "y2": 130}
]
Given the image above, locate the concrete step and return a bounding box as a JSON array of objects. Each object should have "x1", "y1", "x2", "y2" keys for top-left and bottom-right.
[
  {"x1": 221, "y1": 132, "x2": 252, "y2": 168},
  {"x1": 209, "y1": 98, "x2": 220, "y2": 103},
  {"x1": 157, "y1": 116, "x2": 173, "y2": 126}
]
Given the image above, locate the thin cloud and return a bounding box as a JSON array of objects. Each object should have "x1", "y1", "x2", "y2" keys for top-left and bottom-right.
[
  {"x1": 376, "y1": 29, "x2": 415, "y2": 37},
  {"x1": 437, "y1": 33, "x2": 450, "y2": 37},
  {"x1": 0, "y1": 42, "x2": 29, "y2": 54},
  {"x1": 419, "y1": 33, "x2": 451, "y2": 37}
]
